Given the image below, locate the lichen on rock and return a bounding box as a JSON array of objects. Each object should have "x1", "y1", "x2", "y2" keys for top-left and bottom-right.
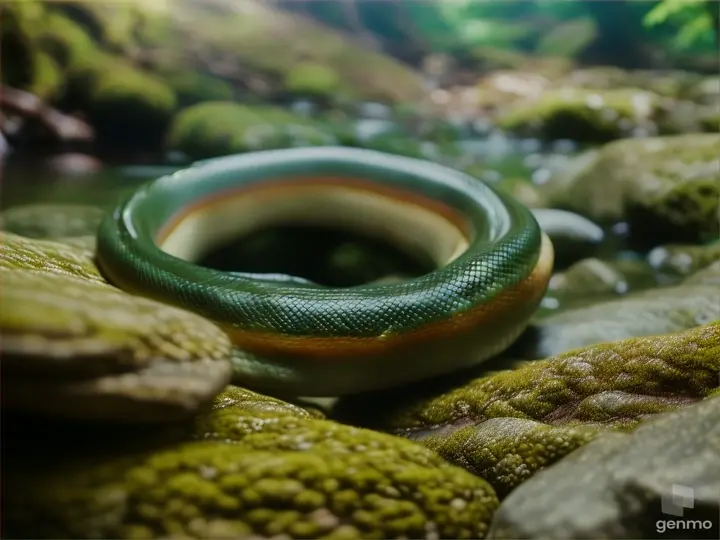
[
  {"x1": 541, "y1": 133, "x2": 720, "y2": 246},
  {"x1": 497, "y1": 87, "x2": 665, "y2": 142},
  {"x1": 0, "y1": 232, "x2": 233, "y2": 422},
  {"x1": 334, "y1": 323, "x2": 720, "y2": 493},
  {"x1": 5, "y1": 407, "x2": 498, "y2": 539}
]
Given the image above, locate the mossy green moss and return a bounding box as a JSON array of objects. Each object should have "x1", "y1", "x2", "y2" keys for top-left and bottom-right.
[
  {"x1": 87, "y1": 63, "x2": 176, "y2": 144},
  {"x1": 0, "y1": 232, "x2": 233, "y2": 421},
  {"x1": 211, "y1": 385, "x2": 326, "y2": 420},
  {"x1": 6, "y1": 410, "x2": 497, "y2": 539},
  {"x1": 497, "y1": 88, "x2": 662, "y2": 142},
  {"x1": 284, "y1": 62, "x2": 342, "y2": 99},
  {"x1": 32, "y1": 10, "x2": 96, "y2": 67},
  {"x1": 27, "y1": 50, "x2": 64, "y2": 101},
  {"x1": 166, "y1": 102, "x2": 334, "y2": 159},
  {"x1": 164, "y1": 71, "x2": 234, "y2": 108},
  {"x1": 335, "y1": 321, "x2": 720, "y2": 436},
  {"x1": 542, "y1": 134, "x2": 720, "y2": 246},
  {"x1": 423, "y1": 418, "x2": 600, "y2": 498}
]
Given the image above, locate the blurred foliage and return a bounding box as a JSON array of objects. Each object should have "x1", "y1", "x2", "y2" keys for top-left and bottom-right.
[
  {"x1": 643, "y1": 0, "x2": 718, "y2": 49},
  {"x1": 285, "y1": 0, "x2": 717, "y2": 68}
]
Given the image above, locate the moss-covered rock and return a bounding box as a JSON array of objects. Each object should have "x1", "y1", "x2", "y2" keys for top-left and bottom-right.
[
  {"x1": 541, "y1": 134, "x2": 720, "y2": 247},
  {"x1": 0, "y1": 232, "x2": 233, "y2": 422},
  {"x1": 32, "y1": 10, "x2": 96, "y2": 67},
  {"x1": 210, "y1": 385, "x2": 326, "y2": 420},
  {"x1": 497, "y1": 87, "x2": 665, "y2": 142},
  {"x1": 423, "y1": 418, "x2": 600, "y2": 499},
  {"x1": 647, "y1": 242, "x2": 720, "y2": 281},
  {"x1": 166, "y1": 101, "x2": 335, "y2": 159},
  {"x1": 0, "y1": 203, "x2": 105, "y2": 241},
  {"x1": 27, "y1": 50, "x2": 64, "y2": 101},
  {"x1": 546, "y1": 257, "x2": 657, "y2": 304},
  {"x1": 5, "y1": 405, "x2": 498, "y2": 539},
  {"x1": 284, "y1": 62, "x2": 342, "y2": 99},
  {"x1": 684, "y1": 260, "x2": 720, "y2": 287},
  {"x1": 488, "y1": 397, "x2": 720, "y2": 539},
  {"x1": 164, "y1": 71, "x2": 234, "y2": 108},
  {"x1": 87, "y1": 62, "x2": 177, "y2": 145},
  {"x1": 334, "y1": 323, "x2": 720, "y2": 489}
]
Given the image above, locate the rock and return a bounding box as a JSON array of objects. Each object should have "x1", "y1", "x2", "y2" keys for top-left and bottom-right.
[
  {"x1": 163, "y1": 71, "x2": 234, "y2": 108},
  {"x1": 422, "y1": 418, "x2": 600, "y2": 499},
  {"x1": 684, "y1": 260, "x2": 720, "y2": 287},
  {"x1": 0, "y1": 85, "x2": 94, "y2": 143},
  {"x1": 0, "y1": 232, "x2": 233, "y2": 422},
  {"x1": 647, "y1": 242, "x2": 720, "y2": 281},
  {"x1": 284, "y1": 62, "x2": 342, "y2": 100},
  {"x1": 0, "y1": 204, "x2": 105, "y2": 240},
  {"x1": 497, "y1": 87, "x2": 666, "y2": 142},
  {"x1": 494, "y1": 177, "x2": 548, "y2": 209},
  {"x1": 334, "y1": 322, "x2": 720, "y2": 496},
  {"x1": 686, "y1": 75, "x2": 720, "y2": 106},
  {"x1": 4, "y1": 399, "x2": 498, "y2": 539},
  {"x1": 530, "y1": 209, "x2": 604, "y2": 268},
  {"x1": 86, "y1": 58, "x2": 177, "y2": 146},
  {"x1": 46, "y1": 153, "x2": 102, "y2": 176},
  {"x1": 527, "y1": 283, "x2": 720, "y2": 358},
  {"x1": 541, "y1": 134, "x2": 720, "y2": 247},
  {"x1": 546, "y1": 257, "x2": 657, "y2": 307},
  {"x1": 488, "y1": 397, "x2": 720, "y2": 539},
  {"x1": 211, "y1": 385, "x2": 326, "y2": 419},
  {"x1": 166, "y1": 101, "x2": 334, "y2": 159}
]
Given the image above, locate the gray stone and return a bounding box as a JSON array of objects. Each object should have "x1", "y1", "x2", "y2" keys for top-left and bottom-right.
[{"x1": 488, "y1": 398, "x2": 720, "y2": 539}]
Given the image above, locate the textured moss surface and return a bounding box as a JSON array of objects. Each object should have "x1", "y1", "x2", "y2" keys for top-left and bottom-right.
[
  {"x1": 0, "y1": 203, "x2": 106, "y2": 241},
  {"x1": 0, "y1": 232, "x2": 233, "y2": 421},
  {"x1": 334, "y1": 323, "x2": 720, "y2": 486},
  {"x1": 5, "y1": 403, "x2": 498, "y2": 539},
  {"x1": 423, "y1": 418, "x2": 600, "y2": 498},
  {"x1": 542, "y1": 134, "x2": 720, "y2": 246},
  {"x1": 210, "y1": 385, "x2": 326, "y2": 420},
  {"x1": 497, "y1": 87, "x2": 663, "y2": 142}
]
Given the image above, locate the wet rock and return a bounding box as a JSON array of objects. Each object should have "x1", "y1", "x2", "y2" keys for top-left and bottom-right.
[
  {"x1": 684, "y1": 260, "x2": 720, "y2": 287},
  {"x1": 547, "y1": 257, "x2": 657, "y2": 303},
  {"x1": 488, "y1": 397, "x2": 720, "y2": 539},
  {"x1": 0, "y1": 232, "x2": 233, "y2": 422},
  {"x1": 497, "y1": 87, "x2": 665, "y2": 142},
  {"x1": 530, "y1": 209, "x2": 604, "y2": 268},
  {"x1": 528, "y1": 283, "x2": 720, "y2": 358},
  {"x1": 647, "y1": 242, "x2": 720, "y2": 282},
  {"x1": 542, "y1": 134, "x2": 720, "y2": 247}
]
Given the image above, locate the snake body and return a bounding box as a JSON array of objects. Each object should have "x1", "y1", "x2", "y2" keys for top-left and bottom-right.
[{"x1": 96, "y1": 147, "x2": 553, "y2": 396}]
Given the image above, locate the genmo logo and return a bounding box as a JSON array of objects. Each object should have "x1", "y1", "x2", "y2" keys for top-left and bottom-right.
[{"x1": 656, "y1": 484, "x2": 718, "y2": 537}]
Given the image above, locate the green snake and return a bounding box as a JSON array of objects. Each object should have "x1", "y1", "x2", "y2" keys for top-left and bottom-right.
[{"x1": 96, "y1": 147, "x2": 553, "y2": 396}]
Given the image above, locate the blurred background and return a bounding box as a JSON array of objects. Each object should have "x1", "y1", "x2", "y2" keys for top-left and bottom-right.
[{"x1": 1, "y1": 0, "x2": 718, "y2": 210}]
